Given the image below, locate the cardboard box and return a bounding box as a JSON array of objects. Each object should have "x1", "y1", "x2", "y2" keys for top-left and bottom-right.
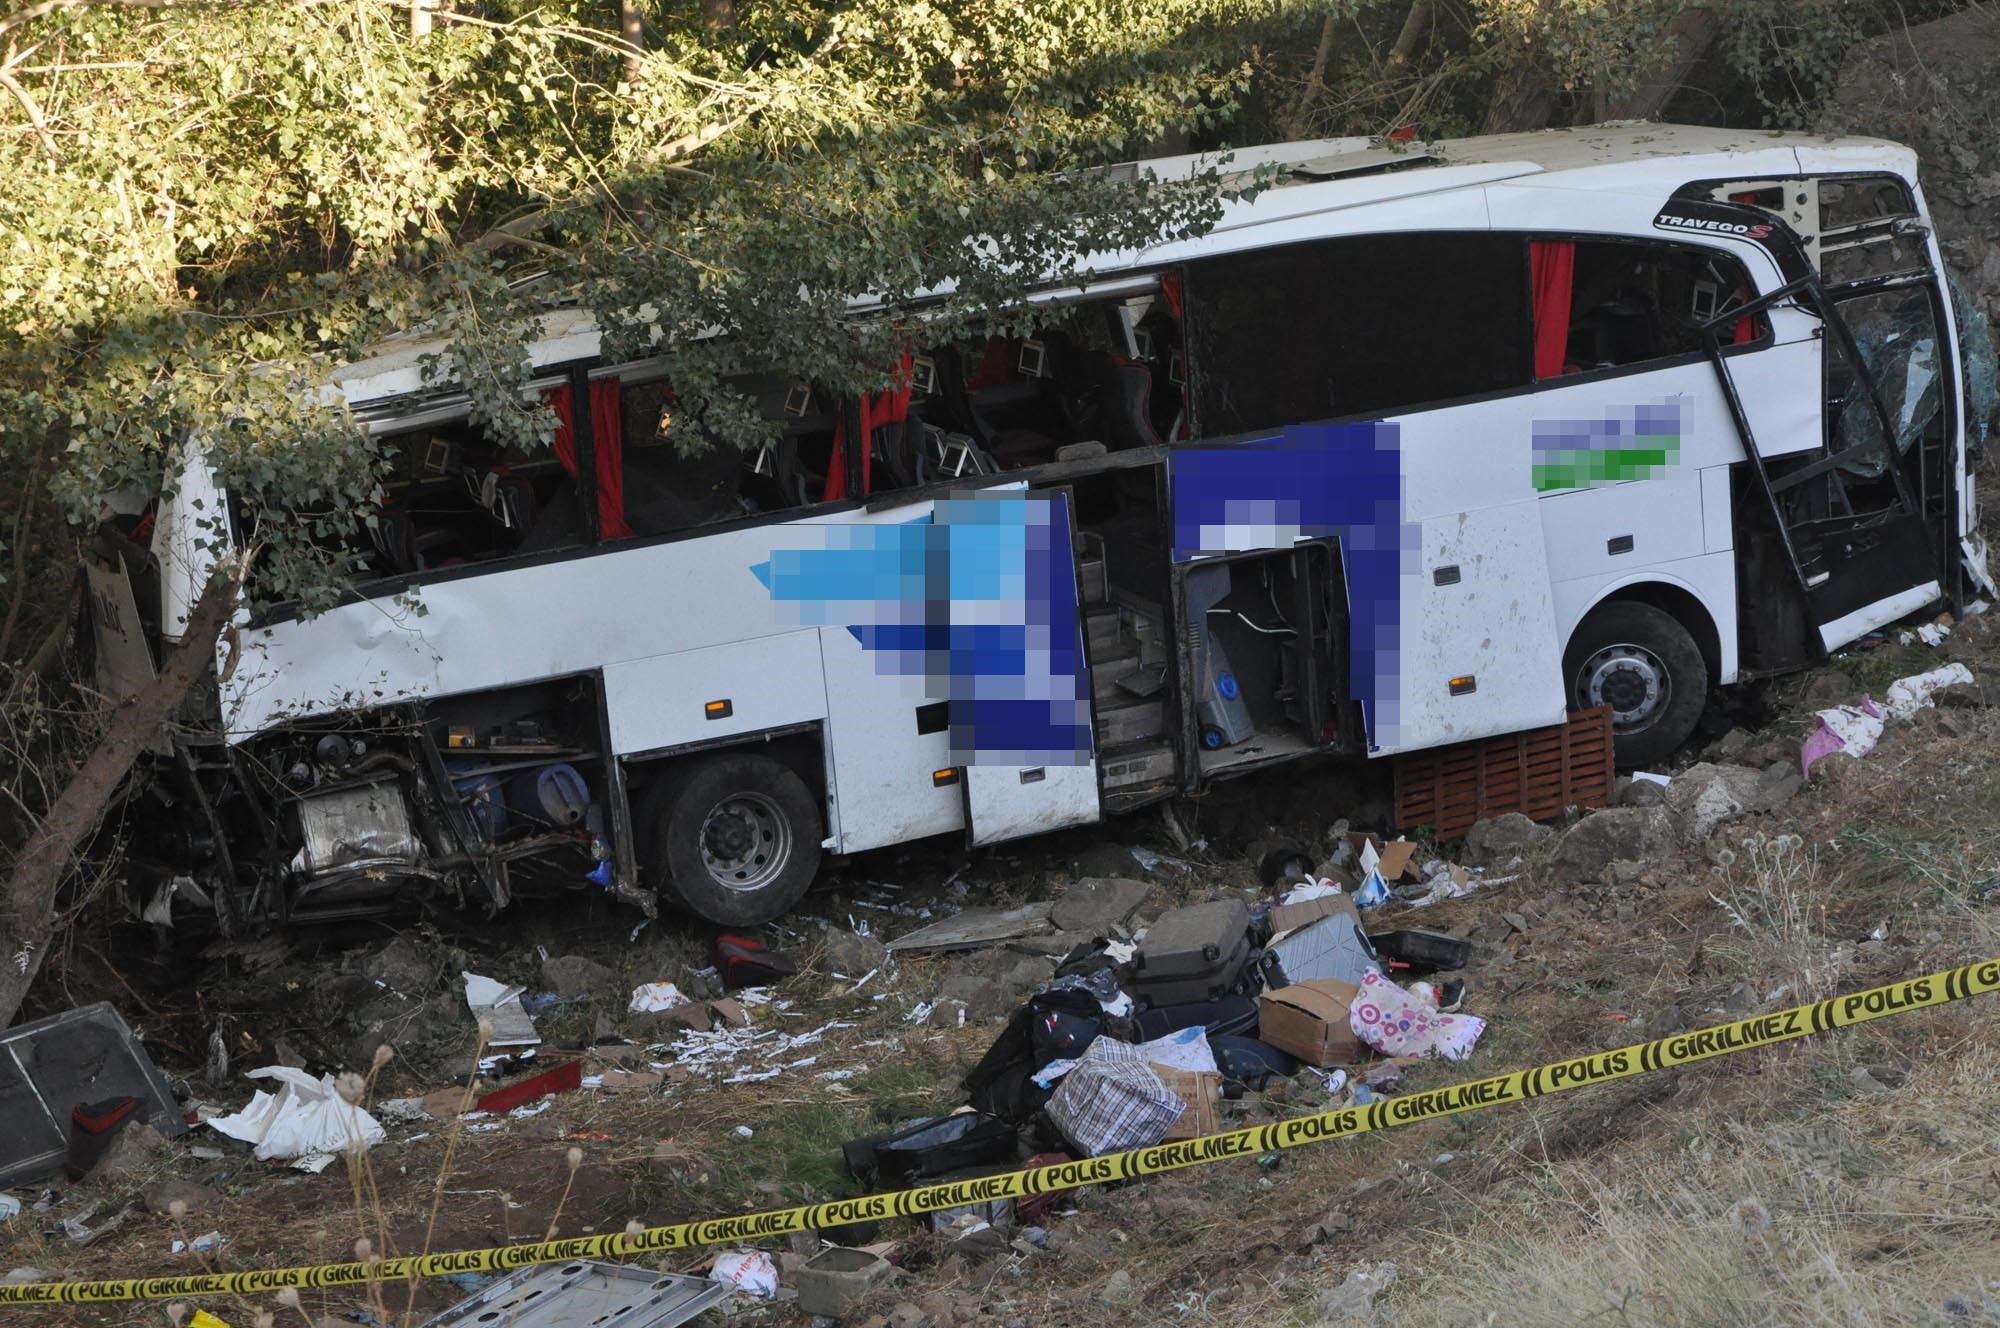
[
  {"x1": 1258, "y1": 979, "x2": 1363, "y2": 1066},
  {"x1": 1268, "y1": 888, "x2": 1351, "y2": 936},
  {"x1": 1154, "y1": 1069, "x2": 1222, "y2": 1140}
]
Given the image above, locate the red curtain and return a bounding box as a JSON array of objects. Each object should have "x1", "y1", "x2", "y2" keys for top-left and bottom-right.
[
  {"x1": 546, "y1": 384, "x2": 633, "y2": 539},
  {"x1": 1529, "y1": 239, "x2": 1575, "y2": 380},
  {"x1": 824, "y1": 350, "x2": 916, "y2": 502}
]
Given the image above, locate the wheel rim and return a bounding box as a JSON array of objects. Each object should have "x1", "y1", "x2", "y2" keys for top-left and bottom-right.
[
  {"x1": 1576, "y1": 642, "x2": 1670, "y2": 734},
  {"x1": 697, "y1": 792, "x2": 792, "y2": 893}
]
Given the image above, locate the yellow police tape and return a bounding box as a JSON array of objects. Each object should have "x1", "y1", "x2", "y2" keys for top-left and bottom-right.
[{"x1": 5, "y1": 957, "x2": 1995, "y2": 1307}]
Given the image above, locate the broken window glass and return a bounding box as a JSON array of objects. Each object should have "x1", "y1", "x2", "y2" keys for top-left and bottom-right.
[{"x1": 1831, "y1": 286, "x2": 1942, "y2": 479}]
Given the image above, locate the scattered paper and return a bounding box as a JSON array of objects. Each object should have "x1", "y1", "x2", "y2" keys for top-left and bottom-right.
[
  {"x1": 628, "y1": 981, "x2": 690, "y2": 1014},
  {"x1": 171, "y1": 1231, "x2": 226, "y2": 1255},
  {"x1": 1280, "y1": 879, "x2": 1339, "y2": 906},
  {"x1": 1632, "y1": 771, "x2": 1672, "y2": 787},
  {"x1": 206, "y1": 1067, "x2": 385, "y2": 1161}
]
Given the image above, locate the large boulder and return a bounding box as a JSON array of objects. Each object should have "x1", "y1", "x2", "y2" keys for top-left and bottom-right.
[
  {"x1": 1659, "y1": 762, "x2": 1795, "y2": 841},
  {"x1": 1462, "y1": 813, "x2": 1554, "y2": 868},
  {"x1": 1548, "y1": 807, "x2": 1677, "y2": 881}
]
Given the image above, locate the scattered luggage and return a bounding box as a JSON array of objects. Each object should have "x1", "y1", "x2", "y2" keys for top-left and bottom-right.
[
  {"x1": 842, "y1": 1111, "x2": 1018, "y2": 1187},
  {"x1": 1367, "y1": 929, "x2": 1473, "y2": 974},
  {"x1": 1130, "y1": 899, "x2": 1258, "y2": 1007}
]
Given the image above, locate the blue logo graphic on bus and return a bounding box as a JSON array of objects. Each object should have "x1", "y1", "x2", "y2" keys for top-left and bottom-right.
[
  {"x1": 1532, "y1": 398, "x2": 1684, "y2": 492},
  {"x1": 752, "y1": 492, "x2": 1091, "y2": 765},
  {"x1": 1168, "y1": 422, "x2": 1419, "y2": 750}
]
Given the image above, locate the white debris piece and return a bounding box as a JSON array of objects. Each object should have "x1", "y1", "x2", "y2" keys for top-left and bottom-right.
[
  {"x1": 463, "y1": 972, "x2": 540, "y2": 1054},
  {"x1": 710, "y1": 1249, "x2": 778, "y2": 1298},
  {"x1": 628, "y1": 981, "x2": 690, "y2": 1013},
  {"x1": 206, "y1": 1067, "x2": 385, "y2": 1161}
]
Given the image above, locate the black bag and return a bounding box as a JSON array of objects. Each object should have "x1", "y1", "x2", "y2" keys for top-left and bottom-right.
[
  {"x1": 1131, "y1": 899, "x2": 1256, "y2": 1007},
  {"x1": 1133, "y1": 995, "x2": 1259, "y2": 1041},
  {"x1": 1209, "y1": 1035, "x2": 1297, "y2": 1090},
  {"x1": 843, "y1": 1111, "x2": 1018, "y2": 1187},
  {"x1": 1368, "y1": 929, "x2": 1473, "y2": 975},
  {"x1": 964, "y1": 988, "x2": 1103, "y2": 1122}
]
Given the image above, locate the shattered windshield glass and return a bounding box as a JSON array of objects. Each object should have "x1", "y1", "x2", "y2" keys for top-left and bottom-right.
[{"x1": 1834, "y1": 287, "x2": 1941, "y2": 479}]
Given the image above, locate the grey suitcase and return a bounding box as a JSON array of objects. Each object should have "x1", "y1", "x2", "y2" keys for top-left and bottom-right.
[{"x1": 1131, "y1": 899, "x2": 1256, "y2": 1007}]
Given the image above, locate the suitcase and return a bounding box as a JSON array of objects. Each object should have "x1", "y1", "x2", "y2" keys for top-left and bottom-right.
[
  {"x1": 842, "y1": 1111, "x2": 1018, "y2": 1186},
  {"x1": 1133, "y1": 994, "x2": 1259, "y2": 1041},
  {"x1": 1367, "y1": 929, "x2": 1473, "y2": 975},
  {"x1": 1208, "y1": 1035, "x2": 1297, "y2": 1090},
  {"x1": 1131, "y1": 899, "x2": 1255, "y2": 1007}
]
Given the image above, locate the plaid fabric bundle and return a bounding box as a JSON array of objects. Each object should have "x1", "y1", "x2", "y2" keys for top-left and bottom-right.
[{"x1": 1046, "y1": 1037, "x2": 1185, "y2": 1156}]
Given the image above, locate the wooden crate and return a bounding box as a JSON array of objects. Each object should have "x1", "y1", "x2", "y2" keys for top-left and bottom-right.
[{"x1": 1393, "y1": 707, "x2": 1614, "y2": 840}]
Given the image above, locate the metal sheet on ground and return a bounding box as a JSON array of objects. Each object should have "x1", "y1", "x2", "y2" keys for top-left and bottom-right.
[
  {"x1": 418, "y1": 1260, "x2": 730, "y2": 1328},
  {"x1": 0, "y1": 1002, "x2": 187, "y2": 1188},
  {"x1": 884, "y1": 903, "x2": 1056, "y2": 953}
]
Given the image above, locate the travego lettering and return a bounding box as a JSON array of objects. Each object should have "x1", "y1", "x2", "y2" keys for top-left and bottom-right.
[{"x1": 1654, "y1": 211, "x2": 1774, "y2": 241}]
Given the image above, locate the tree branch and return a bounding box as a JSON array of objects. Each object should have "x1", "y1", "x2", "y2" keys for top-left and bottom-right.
[{"x1": 0, "y1": 62, "x2": 57, "y2": 155}]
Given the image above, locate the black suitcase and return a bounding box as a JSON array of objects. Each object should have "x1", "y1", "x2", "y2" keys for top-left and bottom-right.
[
  {"x1": 843, "y1": 1111, "x2": 1018, "y2": 1186},
  {"x1": 1131, "y1": 899, "x2": 1255, "y2": 1007},
  {"x1": 1208, "y1": 1035, "x2": 1297, "y2": 1090},
  {"x1": 1133, "y1": 994, "x2": 1259, "y2": 1041},
  {"x1": 1368, "y1": 929, "x2": 1473, "y2": 974}
]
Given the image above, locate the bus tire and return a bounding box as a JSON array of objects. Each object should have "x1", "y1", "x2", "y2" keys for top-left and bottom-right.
[
  {"x1": 1562, "y1": 600, "x2": 1708, "y2": 769},
  {"x1": 641, "y1": 753, "x2": 822, "y2": 927}
]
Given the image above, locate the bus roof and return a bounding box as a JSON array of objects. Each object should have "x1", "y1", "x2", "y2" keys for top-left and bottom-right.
[{"x1": 327, "y1": 122, "x2": 1920, "y2": 412}]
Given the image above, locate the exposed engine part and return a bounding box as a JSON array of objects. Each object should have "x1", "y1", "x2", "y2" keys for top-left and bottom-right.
[{"x1": 294, "y1": 781, "x2": 420, "y2": 874}]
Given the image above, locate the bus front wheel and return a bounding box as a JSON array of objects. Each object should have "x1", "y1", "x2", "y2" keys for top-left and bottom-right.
[
  {"x1": 641, "y1": 753, "x2": 823, "y2": 926},
  {"x1": 1562, "y1": 601, "x2": 1707, "y2": 769}
]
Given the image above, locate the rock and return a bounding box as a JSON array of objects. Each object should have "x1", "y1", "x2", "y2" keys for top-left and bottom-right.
[
  {"x1": 887, "y1": 1302, "x2": 931, "y2": 1328},
  {"x1": 1662, "y1": 762, "x2": 1776, "y2": 841},
  {"x1": 1317, "y1": 1260, "x2": 1398, "y2": 1322},
  {"x1": 1500, "y1": 911, "x2": 1529, "y2": 935},
  {"x1": 1809, "y1": 750, "x2": 1860, "y2": 786},
  {"x1": 1847, "y1": 1065, "x2": 1892, "y2": 1094},
  {"x1": 1462, "y1": 813, "x2": 1553, "y2": 867},
  {"x1": 542, "y1": 954, "x2": 616, "y2": 1000},
  {"x1": 936, "y1": 954, "x2": 1051, "y2": 1022},
  {"x1": 1619, "y1": 778, "x2": 1668, "y2": 808},
  {"x1": 823, "y1": 928, "x2": 888, "y2": 976},
  {"x1": 1644, "y1": 1005, "x2": 1684, "y2": 1038},
  {"x1": 1101, "y1": 1270, "x2": 1136, "y2": 1303},
  {"x1": 1710, "y1": 727, "x2": 1755, "y2": 760},
  {"x1": 1049, "y1": 877, "x2": 1153, "y2": 933},
  {"x1": 360, "y1": 936, "x2": 436, "y2": 995},
  {"x1": 1549, "y1": 808, "x2": 1677, "y2": 881},
  {"x1": 142, "y1": 1179, "x2": 219, "y2": 1216},
  {"x1": 84, "y1": 1122, "x2": 168, "y2": 1184},
  {"x1": 1935, "y1": 679, "x2": 2000, "y2": 708}
]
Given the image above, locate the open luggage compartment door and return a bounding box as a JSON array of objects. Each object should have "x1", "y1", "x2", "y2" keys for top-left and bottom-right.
[{"x1": 963, "y1": 488, "x2": 1102, "y2": 845}]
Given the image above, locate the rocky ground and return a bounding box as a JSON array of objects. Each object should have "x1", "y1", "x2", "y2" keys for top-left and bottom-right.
[{"x1": 7, "y1": 604, "x2": 2000, "y2": 1328}]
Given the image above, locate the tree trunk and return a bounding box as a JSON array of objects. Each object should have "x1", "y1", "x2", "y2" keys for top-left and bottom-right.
[
  {"x1": 1387, "y1": 0, "x2": 1432, "y2": 70},
  {"x1": 1481, "y1": 49, "x2": 1558, "y2": 134},
  {"x1": 620, "y1": 0, "x2": 644, "y2": 83},
  {"x1": 1595, "y1": 7, "x2": 1718, "y2": 122},
  {"x1": 0, "y1": 572, "x2": 235, "y2": 1028}
]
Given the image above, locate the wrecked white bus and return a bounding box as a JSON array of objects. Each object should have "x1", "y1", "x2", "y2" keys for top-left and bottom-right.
[{"x1": 95, "y1": 124, "x2": 1992, "y2": 931}]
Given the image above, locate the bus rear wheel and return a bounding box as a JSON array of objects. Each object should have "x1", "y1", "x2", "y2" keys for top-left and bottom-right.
[
  {"x1": 641, "y1": 753, "x2": 822, "y2": 926},
  {"x1": 1563, "y1": 600, "x2": 1707, "y2": 769}
]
